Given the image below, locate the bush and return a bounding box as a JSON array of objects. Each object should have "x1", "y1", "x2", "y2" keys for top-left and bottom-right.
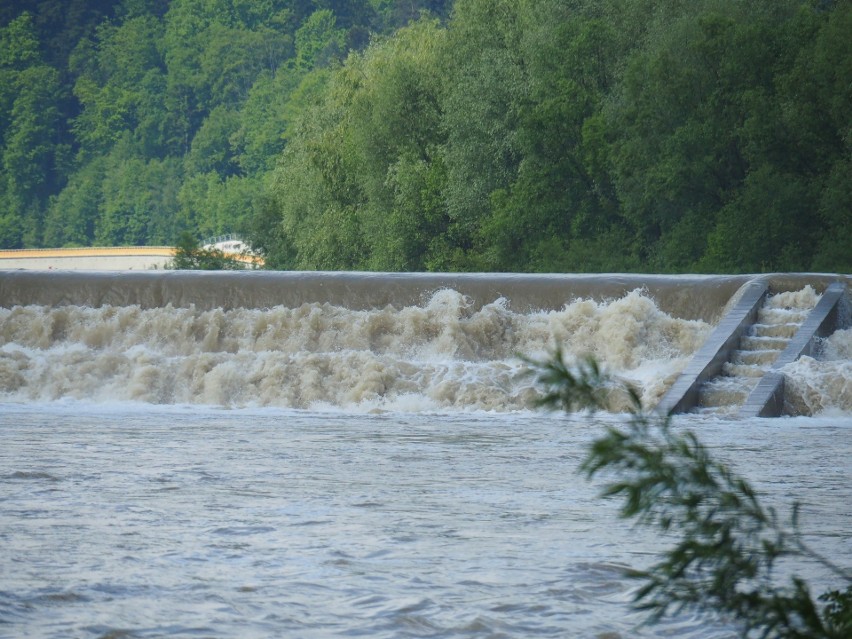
[{"x1": 167, "y1": 231, "x2": 244, "y2": 271}]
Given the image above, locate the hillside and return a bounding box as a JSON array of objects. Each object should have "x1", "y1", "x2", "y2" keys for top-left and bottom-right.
[{"x1": 1, "y1": 0, "x2": 849, "y2": 273}]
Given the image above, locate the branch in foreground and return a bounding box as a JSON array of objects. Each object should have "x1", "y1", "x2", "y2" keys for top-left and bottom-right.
[{"x1": 525, "y1": 349, "x2": 852, "y2": 639}]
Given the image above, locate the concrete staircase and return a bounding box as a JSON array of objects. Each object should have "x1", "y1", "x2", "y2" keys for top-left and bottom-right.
[
  {"x1": 657, "y1": 280, "x2": 848, "y2": 418},
  {"x1": 694, "y1": 295, "x2": 814, "y2": 415}
]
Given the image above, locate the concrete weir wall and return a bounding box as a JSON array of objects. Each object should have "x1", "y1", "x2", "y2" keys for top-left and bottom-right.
[
  {"x1": 0, "y1": 270, "x2": 755, "y2": 320},
  {"x1": 741, "y1": 282, "x2": 848, "y2": 418}
]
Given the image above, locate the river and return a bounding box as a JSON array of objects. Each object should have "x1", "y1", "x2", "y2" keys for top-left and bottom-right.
[{"x1": 1, "y1": 271, "x2": 850, "y2": 638}]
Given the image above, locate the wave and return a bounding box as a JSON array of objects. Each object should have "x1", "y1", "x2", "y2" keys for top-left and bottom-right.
[
  {"x1": 781, "y1": 328, "x2": 852, "y2": 415},
  {"x1": 0, "y1": 289, "x2": 710, "y2": 412}
]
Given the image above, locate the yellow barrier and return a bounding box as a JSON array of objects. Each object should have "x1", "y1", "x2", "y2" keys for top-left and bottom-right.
[{"x1": 0, "y1": 246, "x2": 262, "y2": 266}]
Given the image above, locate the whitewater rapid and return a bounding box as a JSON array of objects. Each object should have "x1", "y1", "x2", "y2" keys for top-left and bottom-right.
[
  {"x1": 1, "y1": 272, "x2": 848, "y2": 414},
  {"x1": 0, "y1": 289, "x2": 710, "y2": 411}
]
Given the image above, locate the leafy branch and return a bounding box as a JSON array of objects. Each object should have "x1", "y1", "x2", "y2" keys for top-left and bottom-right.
[
  {"x1": 167, "y1": 231, "x2": 245, "y2": 271},
  {"x1": 525, "y1": 349, "x2": 852, "y2": 638}
]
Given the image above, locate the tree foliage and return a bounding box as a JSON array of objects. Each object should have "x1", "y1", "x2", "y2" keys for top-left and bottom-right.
[
  {"x1": 526, "y1": 350, "x2": 852, "y2": 638},
  {"x1": 264, "y1": 0, "x2": 850, "y2": 273},
  {"x1": 0, "y1": 0, "x2": 849, "y2": 273},
  {"x1": 167, "y1": 230, "x2": 244, "y2": 269},
  {"x1": 0, "y1": 0, "x2": 400, "y2": 249}
]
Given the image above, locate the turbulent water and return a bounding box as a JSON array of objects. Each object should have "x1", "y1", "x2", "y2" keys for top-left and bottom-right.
[
  {"x1": 763, "y1": 287, "x2": 852, "y2": 414},
  {"x1": 2, "y1": 276, "x2": 849, "y2": 413},
  {"x1": 783, "y1": 327, "x2": 852, "y2": 415},
  {"x1": 698, "y1": 285, "x2": 852, "y2": 416},
  {"x1": 1, "y1": 271, "x2": 850, "y2": 638},
  {"x1": 0, "y1": 289, "x2": 713, "y2": 411}
]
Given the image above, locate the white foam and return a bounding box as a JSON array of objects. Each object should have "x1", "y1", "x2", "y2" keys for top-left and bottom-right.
[
  {"x1": 774, "y1": 327, "x2": 852, "y2": 416},
  {"x1": 0, "y1": 289, "x2": 714, "y2": 412},
  {"x1": 766, "y1": 285, "x2": 820, "y2": 310},
  {"x1": 820, "y1": 328, "x2": 852, "y2": 361},
  {"x1": 781, "y1": 356, "x2": 852, "y2": 415}
]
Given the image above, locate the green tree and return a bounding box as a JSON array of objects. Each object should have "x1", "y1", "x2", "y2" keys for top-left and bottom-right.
[
  {"x1": 267, "y1": 72, "x2": 369, "y2": 269},
  {"x1": 345, "y1": 18, "x2": 448, "y2": 270},
  {"x1": 294, "y1": 9, "x2": 345, "y2": 71},
  {"x1": 42, "y1": 157, "x2": 106, "y2": 247},
  {"x1": 813, "y1": 158, "x2": 852, "y2": 273},
  {"x1": 1, "y1": 66, "x2": 68, "y2": 246},
  {"x1": 603, "y1": 0, "x2": 847, "y2": 273},
  {"x1": 702, "y1": 166, "x2": 816, "y2": 272},
  {"x1": 476, "y1": 3, "x2": 628, "y2": 271},
  {"x1": 369, "y1": 0, "x2": 450, "y2": 32},
  {"x1": 198, "y1": 22, "x2": 289, "y2": 109},
  {"x1": 230, "y1": 68, "x2": 302, "y2": 174},
  {"x1": 266, "y1": 18, "x2": 448, "y2": 270},
  {"x1": 0, "y1": 13, "x2": 69, "y2": 247},
  {"x1": 4, "y1": 0, "x2": 848, "y2": 271},
  {"x1": 95, "y1": 142, "x2": 183, "y2": 245},
  {"x1": 161, "y1": 0, "x2": 229, "y2": 154},
  {"x1": 184, "y1": 105, "x2": 241, "y2": 176},
  {"x1": 167, "y1": 230, "x2": 244, "y2": 269},
  {"x1": 778, "y1": 3, "x2": 852, "y2": 273},
  {"x1": 71, "y1": 13, "x2": 170, "y2": 155},
  {"x1": 177, "y1": 171, "x2": 260, "y2": 239},
  {"x1": 438, "y1": 0, "x2": 525, "y2": 269}
]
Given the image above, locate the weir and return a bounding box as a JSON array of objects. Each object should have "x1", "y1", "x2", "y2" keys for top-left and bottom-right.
[
  {"x1": 0, "y1": 270, "x2": 756, "y2": 320},
  {"x1": 0, "y1": 270, "x2": 848, "y2": 414},
  {"x1": 654, "y1": 279, "x2": 769, "y2": 416}
]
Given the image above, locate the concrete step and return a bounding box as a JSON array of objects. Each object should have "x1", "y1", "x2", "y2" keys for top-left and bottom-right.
[
  {"x1": 740, "y1": 282, "x2": 848, "y2": 417},
  {"x1": 723, "y1": 362, "x2": 770, "y2": 378},
  {"x1": 730, "y1": 349, "x2": 782, "y2": 366},
  {"x1": 699, "y1": 377, "x2": 757, "y2": 408},
  {"x1": 740, "y1": 335, "x2": 790, "y2": 350},
  {"x1": 756, "y1": 308, "x2": 810, "y2": 324},
  {"x1": 751, "y1": 323, "x2": 802, "y2": 339}
]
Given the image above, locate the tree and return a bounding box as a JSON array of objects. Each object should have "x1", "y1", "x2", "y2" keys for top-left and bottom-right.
[
  {"x1": 167, "y1": 230, "x2": 244, "y2": 270},
  {"x1": 42, "y1": 156, "x2": 106, "y2": 247},
  {"x1": 294, "y1": 9, "x2": 345, "y2": 70},
  {"x1": 602, "y1": 0, "x2": 847, "y2": 273},
  {"x1": 184, "y1": 105, "x2": 241, "y2": 176},
  {"x1": 526, "y1": 350, "x2": 852, "y2": 637},
  {"x1": 701, "y1": 165, "x2": 816, "y2": 272},
  {"x1": 472, "y1": 3, "x2": 627, "y2": 271},
  {"x1": 71, "y1": 13, "x2": 170, "y2": 155},
  {"x1": 345, "y1": 17, "x2": 448, "y2": 270},
  {"x1": 230, "y1": 68, "x2": 302, "y2": 175},
  {"x1": 777, "y1": 3, "x2": 852, "y2": 273},
  {"x1": 3, "y1": 0, "x2": 849, "y2": 272},
  {"x1": 177, "y1": 171, "x2": 260, "y2": 239},
  {"x1": 95, "y1": 142, "x2": 183, "y2": 245},
  {"x1": 0, "y1": 13, "x2": 69, "y2": 247},
  {"x1": 265, "y1": 17, "x2": 449, "y2": 270},
  {"x1": 438, "y1": 0, "x2": 526, "y2": 269}
]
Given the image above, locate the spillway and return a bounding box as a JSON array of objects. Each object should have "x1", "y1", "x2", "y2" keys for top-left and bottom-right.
[{"x1": 1, "y1": 270, "x2": 848, "y2": 414}]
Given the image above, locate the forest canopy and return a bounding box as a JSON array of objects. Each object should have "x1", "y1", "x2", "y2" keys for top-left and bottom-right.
[{"x1": 1, "y1": 0, "x2": 849, "y2": 273}]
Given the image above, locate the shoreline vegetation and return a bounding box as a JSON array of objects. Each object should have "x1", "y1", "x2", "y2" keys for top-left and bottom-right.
[
  {"x1": 527, "y1": 351, "x2": 852, "y2": 638},
  {"x1": 1, "y1": 0, "x2": 850, "y2": 274}
]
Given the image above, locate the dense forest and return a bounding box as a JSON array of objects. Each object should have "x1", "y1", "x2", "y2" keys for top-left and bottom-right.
[{"x1": 0, "y1": 0, "x2": 849, "y2": 273}]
